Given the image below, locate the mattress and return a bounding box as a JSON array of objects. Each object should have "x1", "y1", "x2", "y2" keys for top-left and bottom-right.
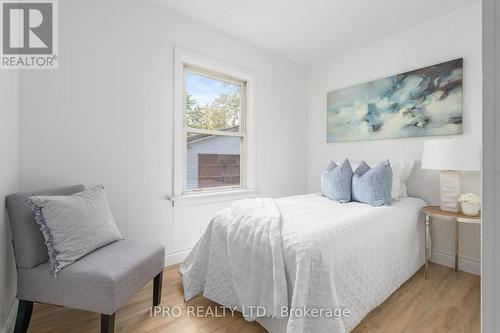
[{"x1": 181, "y1": 193, "x2": 426, "y2": 333}]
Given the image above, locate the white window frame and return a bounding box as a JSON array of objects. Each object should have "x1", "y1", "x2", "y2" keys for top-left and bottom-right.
[{"x1": 173, "y1": 48, "x2": 256, "y2": 203}]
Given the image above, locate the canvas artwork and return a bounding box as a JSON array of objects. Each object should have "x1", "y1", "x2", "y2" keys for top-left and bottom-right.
[{"x1": 326, "y1": 58, "x2": 463, "y2": 142}]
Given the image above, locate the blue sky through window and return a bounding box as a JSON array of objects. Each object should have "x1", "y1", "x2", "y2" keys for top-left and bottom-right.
[{"x1": 186, "y1": 71, "x2": 239, "y2": 106}]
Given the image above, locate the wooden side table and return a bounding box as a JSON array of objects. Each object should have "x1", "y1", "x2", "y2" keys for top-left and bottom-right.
[{"x1": 422, "y1": 206, "x2": 481, "y2": 279}]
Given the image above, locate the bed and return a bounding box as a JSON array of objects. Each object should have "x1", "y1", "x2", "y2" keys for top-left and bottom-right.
[{"x1": 180, "y1": 193, "x2": 426, "y2": 333}]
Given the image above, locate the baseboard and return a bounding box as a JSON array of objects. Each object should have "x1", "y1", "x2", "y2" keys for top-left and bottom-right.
[
  {"x1": 1, "y1": 298, "x2": 18, "y2": 333},
  {"x1": 165, "y1": 248, "x2": 192, "y2": 267},
  {"x1": 431, "y1": 249, "x2": 480, "y2": 275}
]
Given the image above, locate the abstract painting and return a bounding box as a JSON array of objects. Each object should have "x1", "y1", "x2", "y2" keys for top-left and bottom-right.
[{"x1": 326, "y1": 58, "x2": 463, "y2": 142}]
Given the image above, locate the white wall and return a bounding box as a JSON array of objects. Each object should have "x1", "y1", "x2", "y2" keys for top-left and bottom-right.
[
  {"x1": 0, "y1": 71, "x2": 19, "y2": 332},
  {"x1": 18, "y1": 0, "x2": 307, "y2": 264},
  {"x1": 307, "y1": 3, "x2": 482, "y2": 272}
]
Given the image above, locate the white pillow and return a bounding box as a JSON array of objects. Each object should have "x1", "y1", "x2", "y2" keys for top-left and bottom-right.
[
  {"x1": 390, "y1": 163, "x2": 402, "y2": 200},
  {"x1": 397, "y1": 159, "x2": 415, "y2": 198}
]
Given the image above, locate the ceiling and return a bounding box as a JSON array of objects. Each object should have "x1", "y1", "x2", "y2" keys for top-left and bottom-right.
[{"x1": 150, "y1": 0, "x2": 479, "y2": 67}]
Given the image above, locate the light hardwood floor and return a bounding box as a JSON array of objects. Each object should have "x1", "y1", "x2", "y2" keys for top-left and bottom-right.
[{"x1": 28, "y1": 262, "x2": 479, "y2": 333}]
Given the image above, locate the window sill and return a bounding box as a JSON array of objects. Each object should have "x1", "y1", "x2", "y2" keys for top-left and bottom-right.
[{"x1": 169, "y1": 188, "x2": 259, "y2": 207}]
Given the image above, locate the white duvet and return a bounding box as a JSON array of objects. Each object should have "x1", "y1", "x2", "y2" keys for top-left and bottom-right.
[{"x1": 180, "y1": 193, "x2": 426, "y2": 333}]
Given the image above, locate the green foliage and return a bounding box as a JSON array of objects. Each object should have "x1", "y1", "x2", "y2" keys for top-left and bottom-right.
[
  {"x1": 185, "y1": 83, "x2": 240, "y2": 130},
  {"x1": 186, "y1": 93, "x2": 204, "y2": 128}
]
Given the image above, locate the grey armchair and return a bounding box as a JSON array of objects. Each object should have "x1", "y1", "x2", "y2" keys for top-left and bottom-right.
[{"x1": 6, "y1": 185, "x2": 165, "y2": 333}]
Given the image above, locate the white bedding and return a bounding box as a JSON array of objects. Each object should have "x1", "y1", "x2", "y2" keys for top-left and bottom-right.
[{"x1": 180, "y1": 193, "x2": 426, "y2": 333}]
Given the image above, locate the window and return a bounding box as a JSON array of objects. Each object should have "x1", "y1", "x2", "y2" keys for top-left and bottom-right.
[
  {"x1": 184, "y1": 67, "x2": 246, "y2": 192},
  {"x1": 173, "y1": 49, "x2": 255, "y2": 199}
]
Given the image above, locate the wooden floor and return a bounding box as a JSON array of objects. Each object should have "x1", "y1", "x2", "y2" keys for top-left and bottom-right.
[{"x1": 28, "y1": 263, "x2": 479, "y2": 333}]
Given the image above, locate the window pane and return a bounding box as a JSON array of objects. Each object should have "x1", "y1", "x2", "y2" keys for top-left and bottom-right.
[
  {"x1": 185, "y1": 71, "x2": 241, "y2": 131},
  {"x1": 186, "y1": 134, "x2": 241, "y2": 190}
]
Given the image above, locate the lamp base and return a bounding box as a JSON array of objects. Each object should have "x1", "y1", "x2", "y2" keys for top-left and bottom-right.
[{"x1": 439, "y1": 170, "x2": 461, "y2": 212}]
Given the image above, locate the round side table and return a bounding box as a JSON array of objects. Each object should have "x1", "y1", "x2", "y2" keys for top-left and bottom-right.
[{"x1": 422, "y1": 206, "x2": 481, "y2": 279}]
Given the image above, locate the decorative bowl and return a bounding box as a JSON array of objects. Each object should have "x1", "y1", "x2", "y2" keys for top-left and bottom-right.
[{"x1": 461, "y1": 202, "x2": 480, "y2": 216}]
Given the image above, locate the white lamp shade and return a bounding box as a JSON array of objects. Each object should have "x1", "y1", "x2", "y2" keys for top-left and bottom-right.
[{"x1": 421, "y1": 138, "x2": 480, "y2": 171}]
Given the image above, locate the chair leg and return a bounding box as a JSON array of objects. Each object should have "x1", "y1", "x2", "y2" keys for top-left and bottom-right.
[
  {"x1": 14, "y1": 300, "x2": 33, "y2": 333},
  {"x1": 101, "y1": 313, "x2": 115, "y2": 333},
  {"x1": 153, "y1": 271, "x2": 163, "y2": 306}
]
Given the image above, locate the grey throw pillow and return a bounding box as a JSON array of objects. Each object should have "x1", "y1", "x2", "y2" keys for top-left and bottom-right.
[
  {"x1": 352, "y1": 160, "x2": 393, "y2": 206},
  {"x1": 321, "y1": 159, "x2": 353, "y2": 203},
  {"x1": 25, "y1": 185, "x2": 122, "y2": 276}
]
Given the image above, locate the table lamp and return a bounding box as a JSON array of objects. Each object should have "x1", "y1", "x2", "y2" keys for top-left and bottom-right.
[{"x1": 421, "y1": 138, "x2": 480, "y2": 212}]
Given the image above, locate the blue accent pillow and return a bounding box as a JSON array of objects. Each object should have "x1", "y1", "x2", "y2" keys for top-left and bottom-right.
[
  {"x1": 321, "y1": 159, "x2": 353, "y2": 203},
  {"x1": 352, "y1": 160, "x2": 393, "y2": 206}
]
